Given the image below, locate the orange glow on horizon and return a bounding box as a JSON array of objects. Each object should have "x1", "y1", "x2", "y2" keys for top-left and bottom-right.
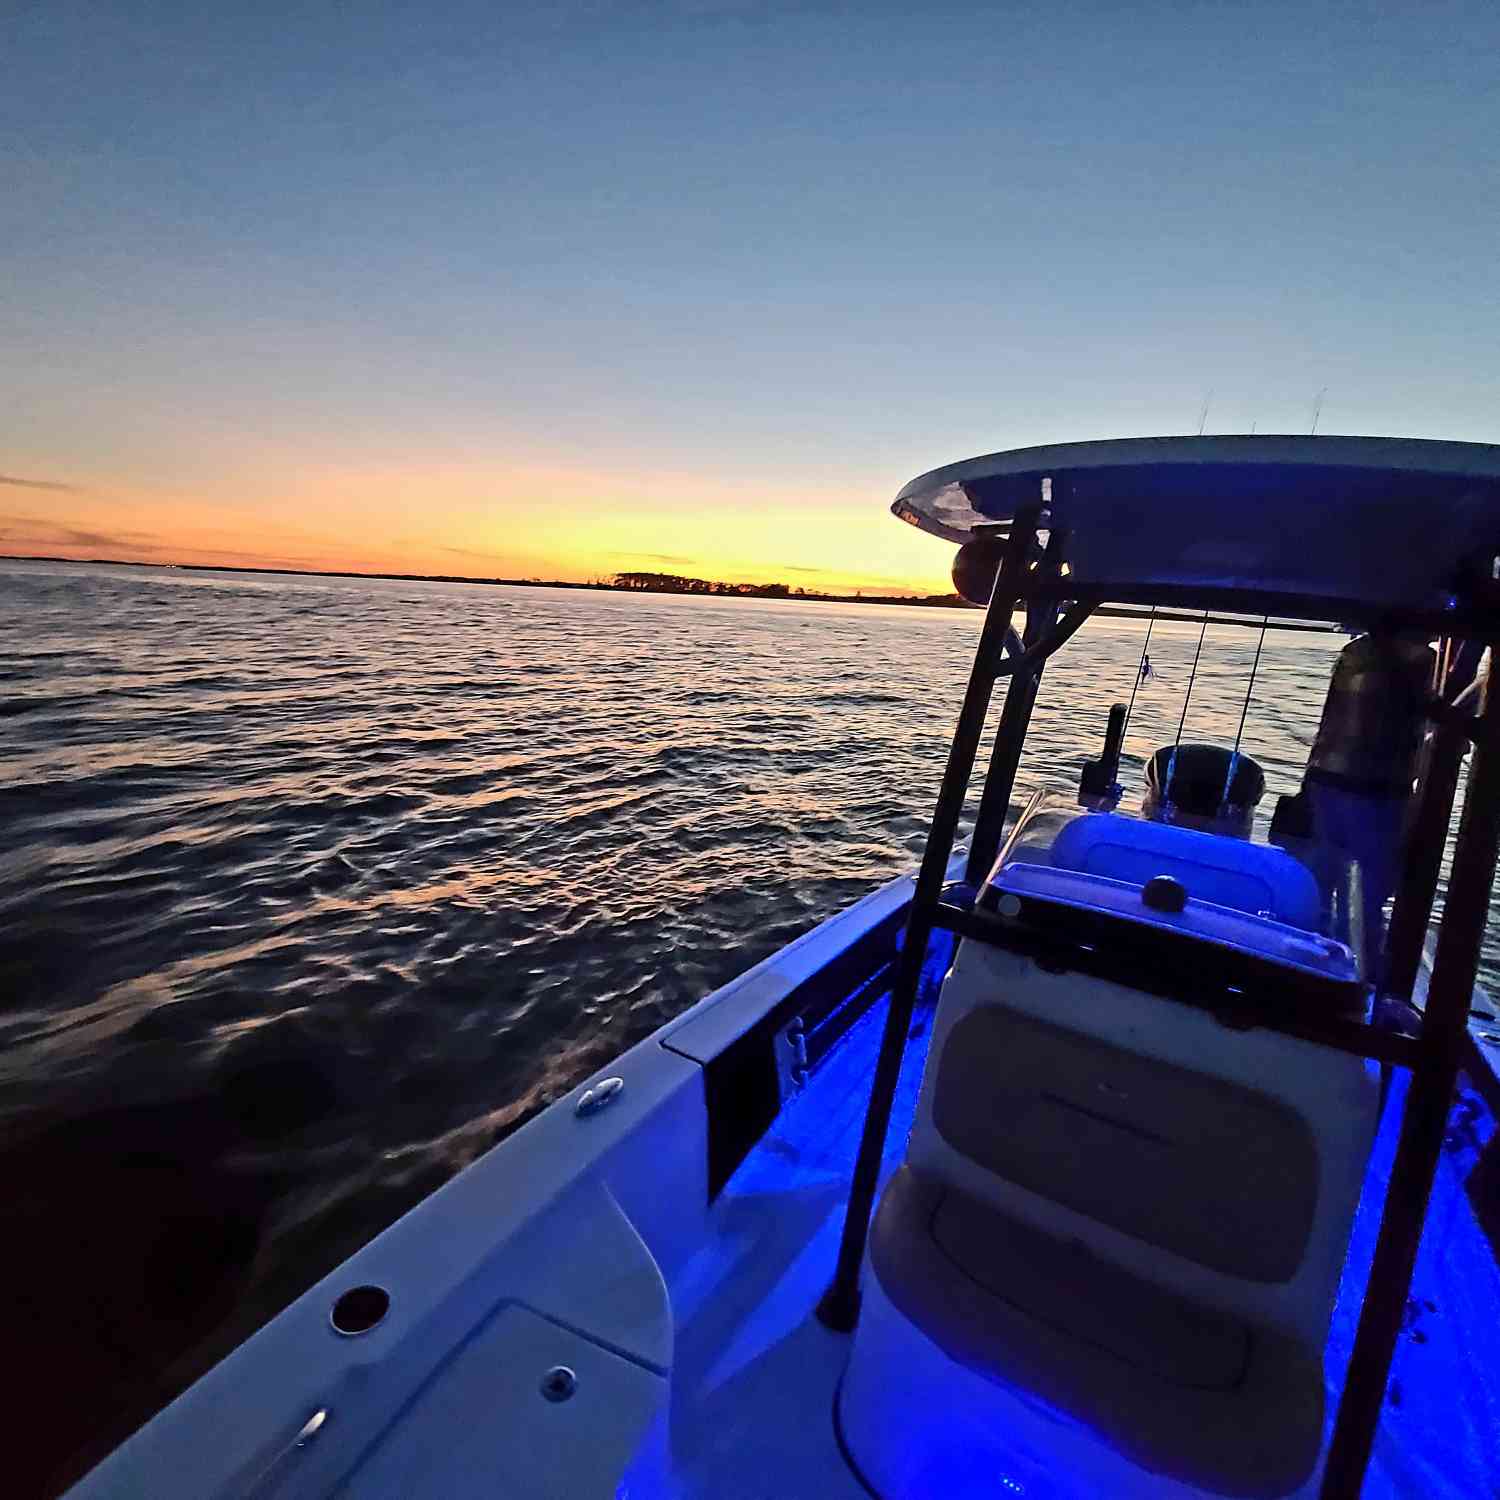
[{"x1": 0, "y1": 459, "x2": 958, "y2": 596}]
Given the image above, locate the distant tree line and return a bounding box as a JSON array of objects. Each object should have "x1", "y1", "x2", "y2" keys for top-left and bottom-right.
[
  {"x1": 612, "y1": 571, "x2": 791, "y2": 597},
  {"x1": 608, "y1": 570, "x2": 964, "y2": 607}
]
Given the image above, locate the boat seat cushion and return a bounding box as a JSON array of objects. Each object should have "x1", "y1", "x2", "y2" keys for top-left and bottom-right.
[
  {"x1": 932, "y1": 1004, "x2": 1320, "y2": 1282},
  {"x1": 870, "y1": 1166, "x2": 1324, "y2": 1497},
  {"x1": 1047, "y1": 812, "x2": 1321, "y2": 928}
]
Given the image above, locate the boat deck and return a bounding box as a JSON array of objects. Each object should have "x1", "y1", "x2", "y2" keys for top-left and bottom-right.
[
  {"x1": 664, "y1": 982, "x2": 933, "y2": 1500},
  {"x1": 663, "y1": 967, "x2": 1500, "y2": 1499}
]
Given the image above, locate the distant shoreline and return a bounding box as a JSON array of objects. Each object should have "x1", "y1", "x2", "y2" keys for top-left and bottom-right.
[
  {"x1": 1, "y1": 552, "x2": 971, "y2": 609},
  {"x1": 2, "y1": 553, "x2": 1336, "y2": 631}
]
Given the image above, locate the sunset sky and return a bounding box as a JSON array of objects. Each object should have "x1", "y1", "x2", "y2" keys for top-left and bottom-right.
[{"x1": 5, "y1": 1, "x2": 1498, "y2": 594}]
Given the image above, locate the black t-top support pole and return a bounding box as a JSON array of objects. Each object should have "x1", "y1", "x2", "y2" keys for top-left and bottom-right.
[
  {"x1": 966, "y1": 526, "x2": 1068, "y2": 886},
  {"x1": 816, "y1": 501, "x2": 1043, "y2": 1333},
  {"x1": 1320, "y1": 658, "x2": 1500, "y2": 1497}
]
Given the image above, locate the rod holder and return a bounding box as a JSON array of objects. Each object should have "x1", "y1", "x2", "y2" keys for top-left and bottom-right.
[{"x1": 1079, "y1": 701, "x2": 1127, "y2": 806}]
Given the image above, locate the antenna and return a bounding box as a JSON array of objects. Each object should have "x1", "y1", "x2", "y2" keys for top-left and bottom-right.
[
  {"x1": 1197, "y1": 389, "x2": 1213, "y2": 436},
  {"x1": 1310, "y1": 388, "x2": 1327, "y2": 435}
]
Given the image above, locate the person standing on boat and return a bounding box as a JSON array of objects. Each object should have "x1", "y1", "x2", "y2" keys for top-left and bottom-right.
[{"x1": 1301, "y1": 628, "x2": 1436, "y2": 964}]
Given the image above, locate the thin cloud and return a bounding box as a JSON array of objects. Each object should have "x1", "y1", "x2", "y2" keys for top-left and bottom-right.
[
  {"x1": 608, "y1": 551, "x2": 699, "y2": 566},
  {"x1": 436, "y1": 545, "x2": 519, "y2": 562},
  {"x1": 0, "y1": 515, "x2": 352, "y2": 573},
  {"x1": 0, "y1": 474, "x2": 82, "y2": 492},
  {"x1": 0, "y1": 515, "x2": 154, "y2": 551}
]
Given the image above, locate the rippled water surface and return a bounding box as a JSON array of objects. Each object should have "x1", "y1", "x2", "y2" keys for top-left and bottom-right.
[{"x1": 1, "y1": 559, "x2": 1490, "y2": 1494}]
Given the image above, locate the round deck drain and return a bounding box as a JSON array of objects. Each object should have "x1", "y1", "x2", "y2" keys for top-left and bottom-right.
[
  {"x1": 330, "y1": 1285, "x2": 390, "y2": 1336},
  {"x1": 540, "y1": 1365, "x2": 577, "y2": 1403}
]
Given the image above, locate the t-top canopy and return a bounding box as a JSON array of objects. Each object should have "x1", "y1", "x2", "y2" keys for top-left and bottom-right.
[{"x1": 893, "y1": 435, "x2": 1500, "y2": 624}]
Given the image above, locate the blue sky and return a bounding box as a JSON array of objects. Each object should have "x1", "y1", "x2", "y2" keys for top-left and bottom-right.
[{"x1": 3, "y1": 0, "x2": 1497, "y2": 588}]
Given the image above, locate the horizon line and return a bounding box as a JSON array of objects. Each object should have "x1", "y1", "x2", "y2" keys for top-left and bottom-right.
[{"x1": 0, "y1": 552, "x2": 972, "y2": 608}]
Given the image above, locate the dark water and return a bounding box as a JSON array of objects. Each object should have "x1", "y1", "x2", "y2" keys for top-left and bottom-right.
[{"x1": 0, "y1": 559, "x2": 1488, "y2": 1493}]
